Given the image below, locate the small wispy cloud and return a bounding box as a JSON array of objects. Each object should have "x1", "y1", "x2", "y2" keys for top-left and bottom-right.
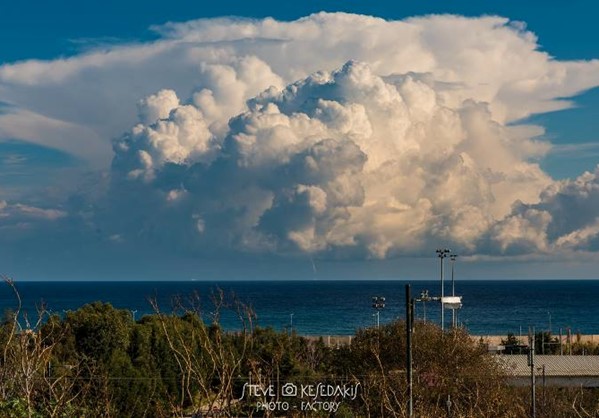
[
  {"x1": 1, "y1": 154, "x2": 27, "y2": 166},
  {"x1": 549, "y1": 142, "x2": 599, "y2": 157},
  {"x1": 66, "y1": 36, "x2": 143, "y2": 54}
]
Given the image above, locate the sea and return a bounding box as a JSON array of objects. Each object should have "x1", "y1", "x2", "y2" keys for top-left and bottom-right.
[{"x1": 1, "y1": 280, "x2": 597, "y2": 337}]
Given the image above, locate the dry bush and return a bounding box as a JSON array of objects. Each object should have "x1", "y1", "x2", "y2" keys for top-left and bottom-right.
[{"x1": 149, "y1": 288, "x2": 255, "y2": 417}]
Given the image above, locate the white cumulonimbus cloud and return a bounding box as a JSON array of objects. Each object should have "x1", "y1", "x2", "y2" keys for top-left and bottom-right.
[
  {"x1": 1, "y1": 12, "x2": 599, "y2": 260},
  {"x1": 491, "y1": 167, "x2": 599, "y2": 254},
  {"x1": 110, "y1": 60, "x2": 584, "y2": 258}
]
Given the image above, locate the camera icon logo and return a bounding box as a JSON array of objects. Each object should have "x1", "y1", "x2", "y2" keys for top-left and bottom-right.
[{"x1": 281, "y1": 382, "x2": 297, "y2": 397}]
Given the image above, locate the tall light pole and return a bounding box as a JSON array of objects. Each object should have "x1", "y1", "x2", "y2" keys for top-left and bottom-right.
[
  {"x1": 436, "y1": 248, "x2": 450, "y2": 331},
  {"x1": 372, "y1": 296, "x2": 386, "y2": 329},
  {"x1": 419, "y1": 290, "x2": 430, "y2": 321},
  {"x1": 450, "y1": 254, "x2": 458, "y2": 328}
]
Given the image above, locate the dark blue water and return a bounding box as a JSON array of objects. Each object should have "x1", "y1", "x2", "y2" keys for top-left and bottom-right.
[{"x1": 0, "y1": 280, "x2": 596, "y2": 336}]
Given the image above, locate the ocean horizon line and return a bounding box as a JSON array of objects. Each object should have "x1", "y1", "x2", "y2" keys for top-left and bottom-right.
[{"x1": 8, "y1": 277, "x2": 599, "y2": 283}]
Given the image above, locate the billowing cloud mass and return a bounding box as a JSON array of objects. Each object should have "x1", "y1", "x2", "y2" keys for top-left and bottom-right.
[
  {"x1": 108, "y1": 60, "x2": 556, "y2": 258},
  {"x1": 1, "y1": 12, "x2": 599, "y2": 262},
  {"x1": 491, "y1": 167, "x2": 599, "y2": 254}
]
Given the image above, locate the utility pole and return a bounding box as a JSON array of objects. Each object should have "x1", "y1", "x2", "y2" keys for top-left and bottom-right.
[
  {"x1": 406, "y1": 284, "x2": 414, "y2": 418},
  {"x1": 528, "y1": 327, "x2": 536, "y2": 418}
]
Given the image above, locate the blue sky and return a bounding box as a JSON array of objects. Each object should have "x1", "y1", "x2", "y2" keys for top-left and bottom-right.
[
  {"x1": 2, "y1": 1, "x2": 598, "y2": 61},
  {"x1": 1, "y1": 1, "x2": 598, "y2": 280}
]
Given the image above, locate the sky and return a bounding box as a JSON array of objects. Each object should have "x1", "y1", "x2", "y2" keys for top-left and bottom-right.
[{"x1": 1, "y1": 1, "x2": 598, "y2": 280}]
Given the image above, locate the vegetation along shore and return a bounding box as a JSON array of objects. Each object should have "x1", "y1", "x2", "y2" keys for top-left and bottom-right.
[{"x1": 2, "y1": 279, "x2": 599, "y2": 417}]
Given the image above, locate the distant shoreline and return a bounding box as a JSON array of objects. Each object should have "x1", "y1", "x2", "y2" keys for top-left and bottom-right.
[{"x1": 304, "y1": 333, "x2": 599, "y2": 349}]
